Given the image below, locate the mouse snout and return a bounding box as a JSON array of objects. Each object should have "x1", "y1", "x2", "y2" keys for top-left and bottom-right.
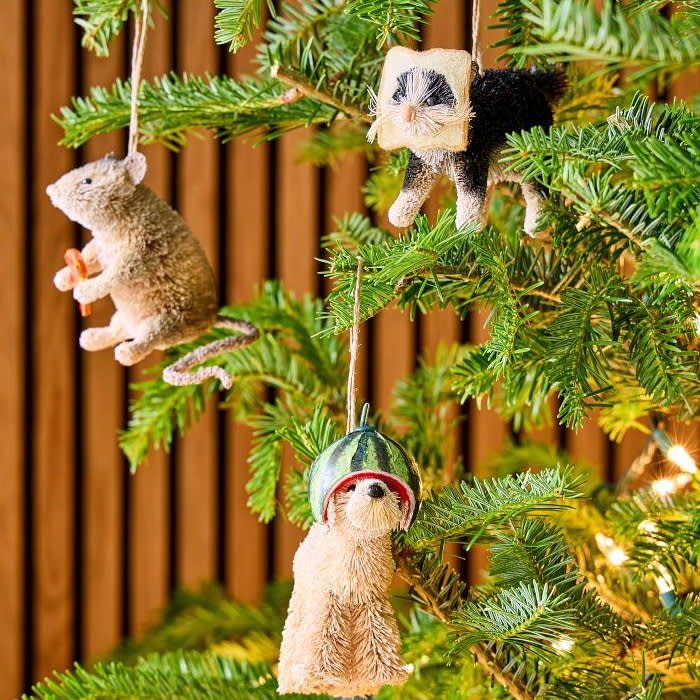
[{"x1": 367, "y1": 482, "x2": 385, "y2": 499}]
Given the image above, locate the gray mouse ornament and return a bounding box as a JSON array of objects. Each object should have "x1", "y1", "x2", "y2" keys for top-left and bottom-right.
[
  {"x1": 368, "y1": 47, "x2": 567, "y2": 236},
  {"x1": 47, "y1": 152, "x2": 258, "y2": 388}
]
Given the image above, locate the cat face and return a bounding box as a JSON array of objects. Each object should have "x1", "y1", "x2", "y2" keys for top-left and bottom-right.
[{"x1": 388, "y1": 68, "x2": 457, "y2": 138}]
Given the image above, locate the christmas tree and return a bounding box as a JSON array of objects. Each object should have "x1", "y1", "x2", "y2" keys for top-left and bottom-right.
[{"x1": 26, "y1": 1, "x2": 700, "y2": 699}]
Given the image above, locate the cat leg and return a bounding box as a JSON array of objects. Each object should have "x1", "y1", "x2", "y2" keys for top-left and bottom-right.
[
  {"x1": 79, "y1": 311, "x2": 130, "y2": 352},
  {"x1": 454, "y1": 152, "x2": 489, "y2": 230},
  {"x1": 114, "y1": 315, "x2": 179, "y2": 366},
  {"x1": 388, "y1": 153, "x2": 437, "y2": 228},
  {"x1": 521, "y1": 180, "x2": 545, "y2": 237}
]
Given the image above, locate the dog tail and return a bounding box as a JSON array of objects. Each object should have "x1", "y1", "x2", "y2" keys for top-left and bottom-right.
[
  {"x1": 530, "y1": 67, "x2": 568, "y2": 105},
  {"x1": 162, "y1": 316, "x2": 259, "y2": 389}
]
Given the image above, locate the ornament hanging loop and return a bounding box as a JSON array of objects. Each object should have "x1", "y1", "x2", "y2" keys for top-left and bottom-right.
[
  {"x1": 472, "y1": 0, "x2": 482, "y2": 70},
  {"x1": 128, "y1": 0, "x2": 150, "y2": 157},
  {"x1": 346, "y1": 256, "x2": 364, "y2": 433}
]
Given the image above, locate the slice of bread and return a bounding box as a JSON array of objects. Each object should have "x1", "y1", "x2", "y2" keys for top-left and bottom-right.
[{"x1": 373, "y1": 46, "x2": 471, "y2": 151}]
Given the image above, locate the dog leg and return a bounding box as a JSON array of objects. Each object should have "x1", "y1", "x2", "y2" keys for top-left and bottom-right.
[
  {"x1": 352, "y1": 598, "x2": 407, "y2": 690},
  {"x1": 308, "y1": 591, "x2": 353, "y2": 689}
]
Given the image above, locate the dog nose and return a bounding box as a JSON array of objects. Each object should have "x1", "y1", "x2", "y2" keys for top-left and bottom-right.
[{"x1": 367, "y1": 483, "x2": 385, "y2": 499}]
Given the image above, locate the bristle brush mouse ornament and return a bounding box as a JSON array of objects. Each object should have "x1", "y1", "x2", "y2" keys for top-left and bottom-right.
[
  {"x1": 368, "y1": 47, "x2": 567, "y2": 236},
  {"x1": 47, "y1": 0, "x2": 258, "y2": 388},
  {"x1": 277, "y1": 404, "x2": 421, "y2": 697},
  {"x1": 48, "y1": 153, "x2": 258, "y2": 388}
]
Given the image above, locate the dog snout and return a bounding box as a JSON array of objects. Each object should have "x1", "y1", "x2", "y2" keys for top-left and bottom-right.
[
  {"x1": 367, "y1": 483, "x2": 385, "y2": 499},
  {"x1": 46, "y1": 184, "x2": 56, "y2": 200}
]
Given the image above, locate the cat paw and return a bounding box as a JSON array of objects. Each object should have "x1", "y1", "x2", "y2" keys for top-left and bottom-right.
[
  {"x1": 54, "y1": 267, "x2": 76, "y2": 292},
  {"x1": 388, "y1": 202, "x2": 417, "y2": 228}
]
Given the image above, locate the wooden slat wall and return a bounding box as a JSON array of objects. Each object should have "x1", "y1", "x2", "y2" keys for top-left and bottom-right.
[{"x1": 1, "y1": 2, "x2": 697, "y2": 698}]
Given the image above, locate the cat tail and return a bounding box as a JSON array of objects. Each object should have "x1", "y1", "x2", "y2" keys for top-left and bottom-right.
[
  {"x1": 530, "y1": 67, "x2": 568, "y2": 105},
  {"x1": 162, "y1": 315, "x2": 259, "y2": 389}
]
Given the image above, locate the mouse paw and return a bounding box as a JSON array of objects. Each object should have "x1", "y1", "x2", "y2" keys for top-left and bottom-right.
[
  {"x1": 54, "y1": 267, "x2": 76, "y2": 292},
  {"x1": 115, "y1": 343, "x2": 139, "y2": 366},
  {"x1": 73, "y1": 281, "x2": 95, "y2": 305}
]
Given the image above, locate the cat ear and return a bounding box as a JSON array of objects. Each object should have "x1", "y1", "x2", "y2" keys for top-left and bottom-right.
[{"x1": 123, "y1": 152, "x2": 147, "y2": 185}]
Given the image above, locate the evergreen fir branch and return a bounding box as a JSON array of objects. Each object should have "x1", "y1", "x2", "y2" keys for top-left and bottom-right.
[
  {"x1": 542, "y1": 271, "x2": 619, "y2": 428},
  {"x1": 344, "y1": 0, "x2": 436, "y2": 46},
  {"x1": 55, "y1": 74, "x2": 341, "y2": 149},
  {"x1": 73, "y1": 0, "x2": 160, "y2": 57},
  {"x1": 24, "y1": 652, "x2": 309, "y2": 700},
  {"x1": 622, "y1": 292, "x2": 700, "y2": 411},
  {"x1": 121, "y1": 284, "x2": 346, "y2": 470},
  {"x1": 503, "y1": 0, "x2": 700, "y2": 83},
  {"x1": 490, "y1": 519, "x2": 632, "y2": 645},
  {"x1": 322, "y1": 212, "x2": 393, "y2": 249},
  {"x1": 298, "y1": 125, "x2": 375, "y2": 166},
  {"x1": 407, "y1": 467, "x2": 583, "y2": 548},
  {"x1": 262, "y1": 2, "x2": 383, "y2": 113},
  {"x1": 107, "y1": 583, "x2": 285, "y2": 664},
  {"x1": 390, "y1": 345, "x2": 465, "y2": 488},
  {"x1": 451, "y1": 581, "x2": 577, "y2": 661},
  {"x1": 214, "y1": 0, "x2": 276, "y2": 52},
  {"x1": 119, "y1": 375, "x2": 212, "y2": 472},
  {"x1": 270, "y1": 64, "x2": 369, "y2": 121},
  {"x1": 262, "y1": 0, "x2": 345, "y2": 55},
  {"x1": 245, "y1": 399, "x2": 341, "y2": 523}
]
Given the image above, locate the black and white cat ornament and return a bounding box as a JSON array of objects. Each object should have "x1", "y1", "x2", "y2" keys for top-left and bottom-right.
[{"x1": 367, "y1": 47, "x2": 567, "y2": 236}]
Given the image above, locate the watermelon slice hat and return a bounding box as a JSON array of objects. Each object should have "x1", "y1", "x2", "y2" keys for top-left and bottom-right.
[{"x1": 308, "y1": 403, "x2": 422, "y2": 530}]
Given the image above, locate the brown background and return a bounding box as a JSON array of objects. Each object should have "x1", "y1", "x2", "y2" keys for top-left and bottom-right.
[{"x1": 1, "y1": 1, "x2": 698, "y2": 698}]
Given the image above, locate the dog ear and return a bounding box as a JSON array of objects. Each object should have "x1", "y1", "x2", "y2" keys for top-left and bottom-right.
[
  {"x1": 326, "y1": 493, "x2": 337, "y2": 526},
  {"x1": 399, "y1": 498, "x2": 410, "y2": 527}
]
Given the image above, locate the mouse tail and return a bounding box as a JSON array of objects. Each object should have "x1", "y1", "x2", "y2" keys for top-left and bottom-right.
[{"x1": 162, "y1": 315, "x2": 259, "y2": 389}]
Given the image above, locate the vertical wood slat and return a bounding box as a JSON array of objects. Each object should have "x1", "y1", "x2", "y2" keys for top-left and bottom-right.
[
  {"x1": 226, "y1": 35, "x2": 270, "y2": 603},
  {"x1": 80, "y1": 35, "x2": 127, "y2": 662},
  {"x1": 275, "y1": 132, "x2": 319, "y2": 578},
  {"x1": 33, "y1": 0, "x2": 77, "y2": 682},
  {"x1": 174, "y1": 0, "x2": 220, "y2": 589},
  {"x1": 0, "y1": 0, "x2": 25, "y2": 696},
  {"x1": 129, "y1": 1, "x2": 173, "y2": 635}
]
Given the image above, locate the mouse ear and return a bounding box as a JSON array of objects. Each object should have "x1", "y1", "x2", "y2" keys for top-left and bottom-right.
[{"x1": 123, "y1": 152, "x2": 147, "y2": 185}]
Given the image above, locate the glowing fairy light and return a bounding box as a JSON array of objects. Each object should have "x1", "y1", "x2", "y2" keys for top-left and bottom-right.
[
  {"x1": 652, "y1": 428, "x2": 697, "y2": 474},
  {"x1": 552, "y1": 636, "x2": 575, "y2": 653},
  {"x1": 654, "y1": 565, "x2": 676, "y2": 610},
  {"x1": 666, "y1": 445, "x2": 697, "y2": 474},
  {"x1": 655, "y1": 566, "x2": 673, "y2": 595},
  {"x1": 638, "y1": 520, "x2": 658, "y2": 534},
  {"x1": 595, "y1": 533, "x2": 629, "y2": 566},
  {"x1": 651, "y1": 473, "x2": 692, "y2": 497},
  {"x1": 651, "y1": 478, "x2": 676, "y2": 497}
]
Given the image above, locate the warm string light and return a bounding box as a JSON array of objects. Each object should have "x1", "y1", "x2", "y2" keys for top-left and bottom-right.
[
  {"x1": 649, "y1": 428, "x2": 697, "y2": 496},
  {"x1": 595, "y1": 533, "x2": 629, "y2": 566},
  {"x1": 552, "y1": 636, "x2": 575, "y2": 654},
  {"x1": 596, "y1": 532, "x2": 677, "y2": 610}
]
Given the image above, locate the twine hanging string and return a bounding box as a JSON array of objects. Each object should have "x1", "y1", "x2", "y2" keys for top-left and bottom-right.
[
  {"x1": 472, "y1": 0, "x2": 482, "y2": 70},
  {"x1": 128, "y1": 0, "x2": 150, "y2": 157},
  {"x1": 346, "y1": 257, "x2": 364, "y2": 433}
]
